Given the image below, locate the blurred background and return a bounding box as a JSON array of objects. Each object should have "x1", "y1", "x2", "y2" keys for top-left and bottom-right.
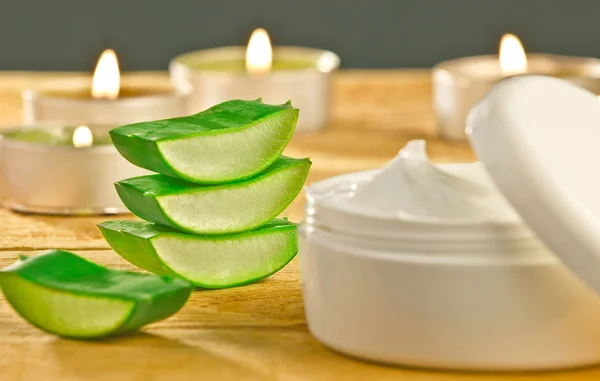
[{"x1": 2, "y1": 0, "x2": 599, "y2": 71}]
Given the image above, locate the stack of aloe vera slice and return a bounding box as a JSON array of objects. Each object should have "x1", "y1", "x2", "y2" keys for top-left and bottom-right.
[
  {"x1": 100, "y1": 99, "x2": 310, "y2": 289},
  {"x1": 0, "y1": 99, "x2": 308, "y2": 339}
]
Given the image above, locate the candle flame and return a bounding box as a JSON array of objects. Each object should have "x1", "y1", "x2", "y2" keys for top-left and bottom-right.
[
  {"x1": 499, "y1": 34, "x2": 527, "y2": 75},
  {"x1": 92, "y1": 49, "x2": 120, "y2": 99},
  {"x1": 73, "y1": 125, "x2": 93, "y2": 148},
  {"x1": 246, "y1": 28, "x2": 272, "y2": 76}
]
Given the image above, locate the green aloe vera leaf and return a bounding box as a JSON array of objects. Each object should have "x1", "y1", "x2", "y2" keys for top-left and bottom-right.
[
  {"x1": 0, "y1": 250, "x2": 191, "y2": 339},
  {"x1": 110, "y1": 99, "x2": 299, "y2": 184},
  {"x1": 98, "y1": 219, "x2": 298, "y2": 289},
  {"x1": 115, "y1": 156, "x2": 311, "y2": 235}
]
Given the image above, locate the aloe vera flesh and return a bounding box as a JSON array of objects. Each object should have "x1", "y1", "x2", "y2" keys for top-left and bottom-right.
[
  {"x1": 0, "y1": 250, "x2": 191, "y2": 339},
  {"x1": 115, "y1": 156, "x2": 311, "y2": 235},
  {"x1": 99, "y1": 219, "x2": 298, "y2": 289},
  {"x1": 110, "y1": 99, "x2": 299, "y2": 184}
]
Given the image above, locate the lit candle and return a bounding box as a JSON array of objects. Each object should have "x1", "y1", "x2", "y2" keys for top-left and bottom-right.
[
  {"x1": 246, "y1": 28, "x2": 273, "y2": 76},
  {"x1": 92, "y1": 49, "x2": 120, "y2": 99},
  {"x1": 23, "y1": 49, "x2": 186, "y2": 125},
  {"x1": 499, "y1": 34, "x2": 527, "y2": 76},
  {"x1": 170, "y1": 28, "x2": 340, "y2": 132},
  {"x1": 433, "y1": 34, "x2": 600, "y2": 140},
  {"x1": 72, "y1": 125, "x2": 94, "y2": 148},
  {"x1": 0, "y1": 124, "x2": 148, "y2": 215}
]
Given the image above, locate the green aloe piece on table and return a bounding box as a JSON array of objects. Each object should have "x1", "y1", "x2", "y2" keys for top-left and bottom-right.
[
  {"x1": 115, "y1": 156, "x2": 311, "y2": 235},
  {"x1": 0, "y1": 250, "x2": 191, "y2": 339},
  {"x1": 98, "y1": 219, "x2": 298, "y2": 289},
  {"x1": 110, "y1": 99, "x2": 299, "y2": 184}
]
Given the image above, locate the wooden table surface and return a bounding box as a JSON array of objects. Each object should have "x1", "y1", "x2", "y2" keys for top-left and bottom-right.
[{"x1": 0, "y1": 70, "x2": 597, "y2": 381}]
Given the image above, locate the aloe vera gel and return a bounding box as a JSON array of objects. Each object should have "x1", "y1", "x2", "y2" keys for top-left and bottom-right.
[
  {"x1": 0, "y1": 250, "x2": 191, "y2": 339},
  {"x1": 104, "y1": 99, "x2": 309, "y2": 288},
  {"x1": 110, "y1": 99, "x2": 299, "y2": 184},
  {"x1": 115, "y1": 157, "x2": 310, "y2": 234},
  {"x1": 99, "y1": 219, "x2": 298, "y2": 288}
]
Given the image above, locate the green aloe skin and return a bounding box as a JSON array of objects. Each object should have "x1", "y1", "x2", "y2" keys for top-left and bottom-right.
[
  {"x1": 98, "y1": 219, "x2": 298, "y2": 289},
  {"x1": 110, "y1": 99, "x2": 299, "y2": 184},
  {"x1": 115, "y1": 156, "x2": 311, "y2": 235},
  {"x1": 0, "y1": 250, "x2": 191, "y2": 339}
]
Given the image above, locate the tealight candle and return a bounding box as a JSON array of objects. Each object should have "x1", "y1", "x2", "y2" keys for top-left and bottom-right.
[
  {"x1": 170, "y1": 28, "x2": 340, "y2": 132},
  {"x1": 0, "y1": 124, "x2": 148, "y2": 215},
  {"x1": 23, "y1": 50, "x2": 187, "y2": 125},
  {"x1": 433, "y1": 34, "x2": 600, "y2": 140}
]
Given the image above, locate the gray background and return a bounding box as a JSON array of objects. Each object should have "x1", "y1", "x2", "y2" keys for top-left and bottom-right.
[{"x1": 1, "y1": 0, "x2": 598, "y2": 71}]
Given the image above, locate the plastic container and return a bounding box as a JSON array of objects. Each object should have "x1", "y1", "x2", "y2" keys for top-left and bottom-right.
[{"x1": 300, "y1": 168, "x2": 600, "y2": 371}]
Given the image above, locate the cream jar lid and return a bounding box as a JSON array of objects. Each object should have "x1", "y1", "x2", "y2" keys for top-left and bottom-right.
[{"x1": 468, "y1": 75, "x2": 600, "y2": 294}]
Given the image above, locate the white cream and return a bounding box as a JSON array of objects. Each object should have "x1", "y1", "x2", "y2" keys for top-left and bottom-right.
[{"x1": 337, "y1": 140, "x2": 519, "y2": 221}]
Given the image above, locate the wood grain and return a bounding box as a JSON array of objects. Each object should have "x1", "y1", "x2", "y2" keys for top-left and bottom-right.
[{"x1": 2, "y1": 71, "x2": 593, "y2": 380}]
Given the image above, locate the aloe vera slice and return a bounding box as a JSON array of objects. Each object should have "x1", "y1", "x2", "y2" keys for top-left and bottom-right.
[
  {"x1": 115, "y1": 156, "x2": 311, "y2": 235},
  {"x1": 98, "y1": 219, "x2": 298, "y2": 288},
  {"x1": 0, "y1": 250, "x2": 191, "y2": 339},
  {"x1": 110, "y1": 99, "x2": 299, "y2": 184}
]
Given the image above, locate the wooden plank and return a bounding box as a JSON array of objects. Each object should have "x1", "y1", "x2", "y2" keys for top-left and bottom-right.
[{"x1": 2, "y1": 250, "x2": 600, "y2": 380}]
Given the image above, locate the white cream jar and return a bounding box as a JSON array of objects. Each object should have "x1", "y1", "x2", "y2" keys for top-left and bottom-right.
[{"x1": 300, "y1": 76, "x2": 600, "y2": 371}]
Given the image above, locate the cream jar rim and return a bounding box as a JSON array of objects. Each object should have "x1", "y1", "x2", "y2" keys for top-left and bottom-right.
[{"x1": 300, "y1": 223, "x2": 556, "y2": 265}]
